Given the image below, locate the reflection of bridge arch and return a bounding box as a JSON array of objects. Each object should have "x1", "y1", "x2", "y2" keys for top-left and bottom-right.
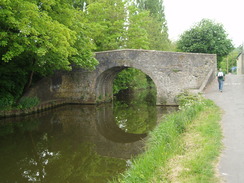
[
  {"x1": 96, "y1": 103, "x2": 147, "y2": 143},
  {"x1": 26, "y1": 49, "x2": 216, "y2": 105}
]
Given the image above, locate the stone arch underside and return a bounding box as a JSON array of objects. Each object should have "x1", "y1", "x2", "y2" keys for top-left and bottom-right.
[
  {"x1": 95, "y1": 66, "x2": 158, "y2": 104},
  {"x1": 95, "y1": 66, "x2": 126, "y2": 103}
]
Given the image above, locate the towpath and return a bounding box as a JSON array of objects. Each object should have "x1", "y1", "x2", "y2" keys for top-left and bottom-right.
[{"x1": 204, "y1": 74, "x2": 244, "y2": 183}]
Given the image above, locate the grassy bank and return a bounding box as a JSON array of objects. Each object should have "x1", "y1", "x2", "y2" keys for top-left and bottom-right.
[{"x1": 110, "y1": 92, "x2": 222, "y2": 183}]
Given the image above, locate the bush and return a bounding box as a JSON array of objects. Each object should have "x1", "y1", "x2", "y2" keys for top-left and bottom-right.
[
  {"x1": 17, "y1": 96, "x2": 40, "y2": 109},
  {"x1": 0, "y1": 94, "x2": 15, "y2": 110},
  {"x1": 176, "y1": 91, "x2": 205, "y2": 109}
]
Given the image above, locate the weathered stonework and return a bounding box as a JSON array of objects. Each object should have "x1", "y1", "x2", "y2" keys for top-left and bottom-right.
[{"x1": 25, "y1": 49, "x2": 217, "y2": 105}]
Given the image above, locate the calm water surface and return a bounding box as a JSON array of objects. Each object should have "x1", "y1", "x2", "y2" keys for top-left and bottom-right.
[{"x1": 0, "y1": 91, "x2": 177, "y2": 183}]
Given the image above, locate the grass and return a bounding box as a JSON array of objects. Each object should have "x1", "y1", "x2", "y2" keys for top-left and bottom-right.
[{"x1": 110, "y1": 92, "x2": 223, "y2": 183}]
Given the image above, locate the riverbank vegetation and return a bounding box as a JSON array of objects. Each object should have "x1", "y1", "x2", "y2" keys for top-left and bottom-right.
[{"x1": 110, "y1": 92, "x2": 222, "y2": 183}]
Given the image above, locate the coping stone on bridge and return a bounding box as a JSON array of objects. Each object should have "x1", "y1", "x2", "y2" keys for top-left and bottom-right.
[{"x1": 25, "y1": 49, "x2": 217, "y2": 106}]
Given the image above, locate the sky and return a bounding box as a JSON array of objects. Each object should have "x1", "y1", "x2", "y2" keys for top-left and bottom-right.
[{"x1": 164, "y1": 0, "x2": 244, "y2": 47}]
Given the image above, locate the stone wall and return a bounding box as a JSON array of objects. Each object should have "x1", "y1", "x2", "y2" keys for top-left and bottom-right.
[{"x1": 25, "y1": 49, "x2": 217, "y2": 106}]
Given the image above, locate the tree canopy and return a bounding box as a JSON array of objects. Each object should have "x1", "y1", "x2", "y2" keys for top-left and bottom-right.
[
  {"x1": 0, "y1": 0, "x2": 98, "y2": 70},
  {"x1": 84, "y1": 0, "x2": 171, "y2": 51},
  {"x1": 177, "y1": 19, "x2": 234, "y2": 64}
]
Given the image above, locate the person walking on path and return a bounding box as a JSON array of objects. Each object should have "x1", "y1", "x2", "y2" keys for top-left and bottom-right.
[{"x1": 217, "y1": 69, "x2": 225, "y2": 92}]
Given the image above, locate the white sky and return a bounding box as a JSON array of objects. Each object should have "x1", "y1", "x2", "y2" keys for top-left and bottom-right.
[{"x1": 164, "y1": 0, "x2": 244, "y2": 47}]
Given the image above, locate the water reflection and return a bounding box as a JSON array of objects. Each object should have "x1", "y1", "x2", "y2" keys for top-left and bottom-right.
[
  {"x1": 96, "y1": 103, "x2": 147, "y2": 143},
  {"x1": 113, "y1": 89, "x2": 171, "y2": 134},
  {"x1": 0, "y1": 90, "x2": 177, "y2": 183}
]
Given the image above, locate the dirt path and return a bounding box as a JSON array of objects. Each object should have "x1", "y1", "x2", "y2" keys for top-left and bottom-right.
[{"x1": 204, "y1": 74, "x2": 244, "y2": 183}]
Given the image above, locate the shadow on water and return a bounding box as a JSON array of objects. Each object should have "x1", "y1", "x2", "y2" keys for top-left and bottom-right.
[{"x1": 0, "y1": 90, "x2": 177, "y2": 183}]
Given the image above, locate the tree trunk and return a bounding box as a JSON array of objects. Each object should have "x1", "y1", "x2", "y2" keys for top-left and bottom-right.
[
  {"x1": 23, "y1": 58, "x2": 36, "y2": 93},
  {"x1": 24, "y1": 70, "x2": 34, "y2": 92}
]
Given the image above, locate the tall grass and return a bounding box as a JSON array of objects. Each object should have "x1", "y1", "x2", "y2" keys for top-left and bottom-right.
[{"x1": 110, "y1": 92, "x2": 222, "y2": 183}]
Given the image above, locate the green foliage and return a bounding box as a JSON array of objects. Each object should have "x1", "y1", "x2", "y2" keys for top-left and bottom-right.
[
  {"x1": 177, "y1": 19, "x2": 234, "y2": 64},
  {"x1": 130, "y1": 0, "x2": 171, "y2": 50},
  {"x1": 124, "y1": 6, "x2": 150, "y2": 49},
  {"x1": 0, "y1": 93, "x2": 14, "y2": 110},
  {"x1": 113, "y1": 68, "x2": 151, "y2": 94},
  {"x1": 0, "y1": 0, "x2": 98, "y2": 69},
  {"x1": 136, "y1": 0, "x2": 166, "y2": 24},
  {"x1": 85, "y1": 0, "x2": 127, "y2": 51},
  {"x1": 0, "y1": 54, "x2": 31, "y2": 100},
  {"x1": 220, "y1": 46, "x2": 241, "y2": 72},
  {"x1": 85, "y1": 0, "x2": 172, "y2": 51},
  {"x1": 17, "y1": 96, "x2": 40, "y2": 109},
  {"x1": 176, "y1": 91, "x2": 205, "y2": 109}
]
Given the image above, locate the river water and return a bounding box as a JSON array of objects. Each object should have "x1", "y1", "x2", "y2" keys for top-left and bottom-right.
[{"x1": 0, "y1": 90, "x2": 177, "y2": 183}]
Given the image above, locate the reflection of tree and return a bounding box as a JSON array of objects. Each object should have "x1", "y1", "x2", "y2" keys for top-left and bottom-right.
[
  {"x1": 113, "y1": 89, "x2": 157, "y2": 134},
  {"x1": 19, "y1": 133, "x2": 60, "y2": 182},
  {"x1": 17, "y1": 134, "x2": 126, "y2": 183},
  {"x1": 0, "y1": 118, "x2": 40, "y2": 137},
  {"x1": 0, "y1": 118, "x2": 43, "y2": 182},
  {"x1": 114, "y1": 102, "x2": 157, "y2": 134},
  {"x1": 44, "y1": 142, "x2": 126, "y2": 183}
]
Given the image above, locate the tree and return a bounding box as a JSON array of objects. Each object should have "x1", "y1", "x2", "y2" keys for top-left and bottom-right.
[
  {"x1": 0, "y1": 0, "x2": 98, "y2": 69},
  {"x1": 0, "y1": 0, "x2": 98, "y2": 102},
  {"x1": 177, "y1": 19, "x2": 234, "y2": 65},
  {"x1": 124, "y1": 5, "x2": 150, "y2": 49},
  {"x1": 134, "y1": 0, "x2": 171, "y2": 50},
  {"x1": 85, "y1": 0, "x2": 127, "y2": 51},
  {"x1": 85, "y1": 0, "x2": 171, "y2": 51}
]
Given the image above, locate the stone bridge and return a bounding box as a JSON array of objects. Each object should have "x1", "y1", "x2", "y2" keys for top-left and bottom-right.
[{"x1": 27, "y1": 49, "x2": 217, "y2": 105}]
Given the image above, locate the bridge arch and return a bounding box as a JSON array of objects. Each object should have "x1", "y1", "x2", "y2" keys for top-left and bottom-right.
[{"x1": 95, "y1": 66, "x2": 158, "y2": 103}]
